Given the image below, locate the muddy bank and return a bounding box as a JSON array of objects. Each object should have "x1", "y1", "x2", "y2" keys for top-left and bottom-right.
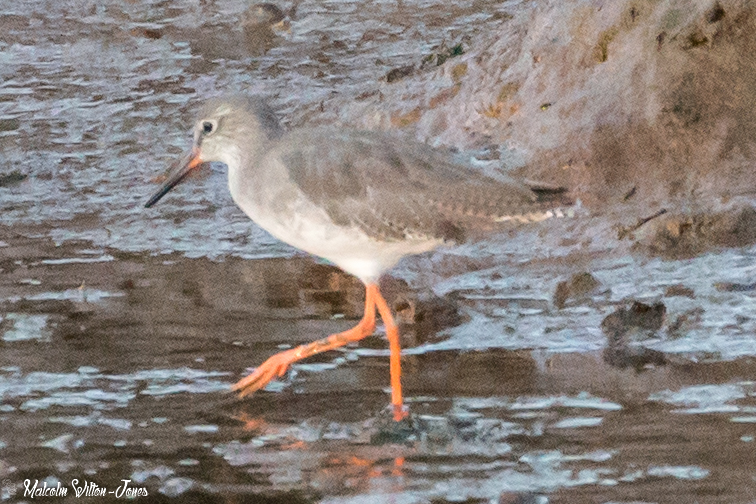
[{"x1": 338, "y1": 0, "x2": 756, "y2": 256}]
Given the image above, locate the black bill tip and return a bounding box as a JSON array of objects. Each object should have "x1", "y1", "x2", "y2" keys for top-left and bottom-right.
[{"x1": 144, "y1": 148, "x2": 203, "y2": 209}]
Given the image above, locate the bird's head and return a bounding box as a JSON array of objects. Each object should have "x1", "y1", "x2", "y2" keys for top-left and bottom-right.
[{"x1": 144, "y1": 95, "x2": 283, "y2": 208}]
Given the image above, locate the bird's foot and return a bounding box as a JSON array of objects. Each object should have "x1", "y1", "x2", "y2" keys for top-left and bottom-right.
[
  {"x1": 231, "y1": 348, "x2": 298, "y2": 397},
  {"x1": 393, "y1": 403, "x2": 409, "y2": 422}
]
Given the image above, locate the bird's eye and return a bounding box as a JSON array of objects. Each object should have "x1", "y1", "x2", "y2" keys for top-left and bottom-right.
[{"x1": 201, "y1": 120, "x2": 216, "y2": 135}]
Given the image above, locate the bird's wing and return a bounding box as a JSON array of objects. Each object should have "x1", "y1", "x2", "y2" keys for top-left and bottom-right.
[{"x1": 273, "y1": 127, "x2": 562, "y2": 243}]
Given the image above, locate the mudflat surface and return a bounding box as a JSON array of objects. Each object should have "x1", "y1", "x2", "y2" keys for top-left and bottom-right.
[
  {"x1": 3, "y1": 231, "x2": 756, "y2": 503},
  {"x1": 2, "y1": 0, "x2": 756, "y2": 503}
]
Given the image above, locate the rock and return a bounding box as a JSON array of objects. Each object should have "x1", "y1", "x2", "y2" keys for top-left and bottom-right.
[
  {"x1": 601, "y1": 301, "x2": 666, "y2": 334},
  {"x1": 553, "y1": 271, "x2": 602, "y2": 309},
  {"x1": 601, "y1": 301, "x2": 668, "y2": 370}
]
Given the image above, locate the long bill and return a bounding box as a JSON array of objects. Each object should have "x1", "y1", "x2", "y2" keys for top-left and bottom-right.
[{"x1": 144, "y1": 147, "x2": 204, "y2": 208}]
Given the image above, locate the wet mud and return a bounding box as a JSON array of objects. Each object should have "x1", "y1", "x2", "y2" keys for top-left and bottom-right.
[{"x1": 3, "y1": 229, "x2": 756, "y2": 503}]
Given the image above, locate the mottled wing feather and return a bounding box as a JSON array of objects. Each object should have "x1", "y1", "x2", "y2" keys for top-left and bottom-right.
[{"x1": 277, "y1": 127, "x2": 564, "y2": 243}]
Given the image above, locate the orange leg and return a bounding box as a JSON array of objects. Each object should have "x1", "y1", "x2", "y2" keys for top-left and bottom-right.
[
  {"x1": 232, "y1": 284, "x2": 376, "y2": 396},
  {"x1": 232, "y1": 284, "x2": 407, "y2": 420},
  {"x1": 372, "y1": 286, "x2": 407, "y2": 421}
]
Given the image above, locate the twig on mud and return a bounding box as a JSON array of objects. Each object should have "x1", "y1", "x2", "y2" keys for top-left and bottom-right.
[{"x1": 616, "y1": 208, "x2": 668, "y2": 240}]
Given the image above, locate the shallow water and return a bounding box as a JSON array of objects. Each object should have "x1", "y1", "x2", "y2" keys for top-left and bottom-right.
[{"x1": 2, "y1": 0, "x2": 756, "y2": 503}]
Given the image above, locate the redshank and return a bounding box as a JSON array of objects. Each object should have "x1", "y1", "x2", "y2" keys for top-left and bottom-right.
[{"x1": 145, "y1": 95, "x2": 569, "y2": 420}]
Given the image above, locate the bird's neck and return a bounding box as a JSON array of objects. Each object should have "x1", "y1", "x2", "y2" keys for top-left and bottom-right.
[{"x1": 225, "y1": 137, "x2": 271, "y2": 204}]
